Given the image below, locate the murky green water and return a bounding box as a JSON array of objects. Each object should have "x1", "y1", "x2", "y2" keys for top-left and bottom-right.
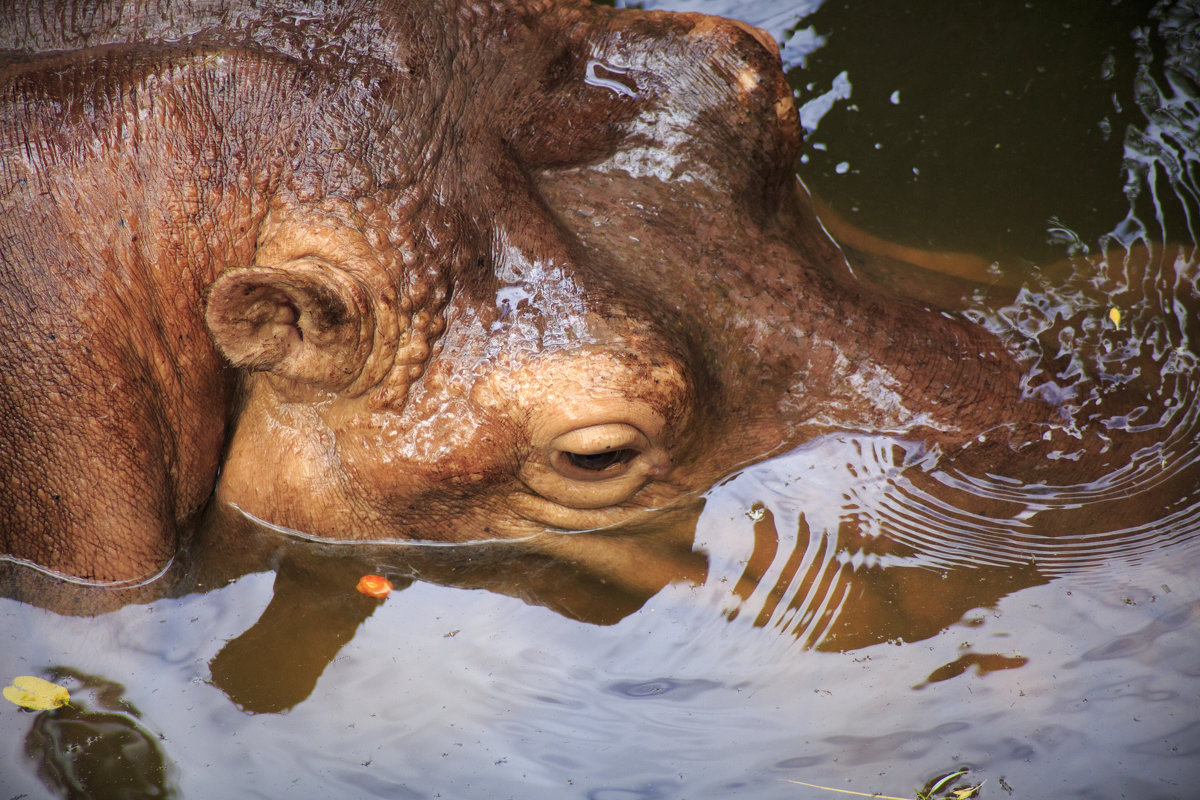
[{"x1": 3, "y1": 2, "x2": 1199, "y2": 798}]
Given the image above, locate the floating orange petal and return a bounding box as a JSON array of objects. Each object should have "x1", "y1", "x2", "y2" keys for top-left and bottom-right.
[{"x1": 356, "y1": 574, "x2": 393, "y2": 599}]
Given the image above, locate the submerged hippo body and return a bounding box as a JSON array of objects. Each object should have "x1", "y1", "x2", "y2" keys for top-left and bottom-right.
[{"x1": 2, "y1": 0, "x2": 1039, "y2": 583}]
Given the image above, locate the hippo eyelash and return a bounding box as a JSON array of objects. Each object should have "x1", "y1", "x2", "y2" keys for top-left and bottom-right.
[{"x1": 562, "y1": 448, "x2": 638, "y2": 472}]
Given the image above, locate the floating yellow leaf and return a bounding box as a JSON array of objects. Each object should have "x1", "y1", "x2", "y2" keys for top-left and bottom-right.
[
  {"x1": 356, "y1": 574, "x2": 393, "y2": 599},
  {"x1": 3, "y1": 675, "x2": 70, "y2": 710},
  {"x1": 1108, "y1": 307, "x2": 1121, "y2": 328}
]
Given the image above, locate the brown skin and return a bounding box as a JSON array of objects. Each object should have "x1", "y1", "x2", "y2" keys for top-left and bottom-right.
[{"x1": 2, "y1": 0, "x2": 1048, "y2": 584}]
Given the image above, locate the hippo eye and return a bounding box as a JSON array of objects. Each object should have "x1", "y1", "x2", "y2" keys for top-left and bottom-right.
[
  {"x1": 547, "y1": 423, "x2": 647, "y2": 484},
  {"x1": 561, "y1": 448, "x2": 637, "y2": 474},
  {"x1": 522, "y1": 416, "x2": 671, "y2": 511}
]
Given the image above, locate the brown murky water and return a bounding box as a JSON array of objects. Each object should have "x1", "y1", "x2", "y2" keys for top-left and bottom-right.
[{"x1": 3, "y1": 2, "x2": 1199, "y2": 798}]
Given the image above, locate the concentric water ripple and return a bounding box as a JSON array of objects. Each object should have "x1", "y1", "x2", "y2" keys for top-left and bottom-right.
[
  {"x1": 700, "y1": 382, "x2": 1200, "y2": 649},
  {"x1": 871, "y1": 465, "x2": 1200, "y2": 575}
]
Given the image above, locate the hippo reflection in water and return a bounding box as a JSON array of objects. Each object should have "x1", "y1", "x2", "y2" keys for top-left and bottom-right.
[{"x1": 0, "y1": 0, "x2": 1196, "y2": 598}]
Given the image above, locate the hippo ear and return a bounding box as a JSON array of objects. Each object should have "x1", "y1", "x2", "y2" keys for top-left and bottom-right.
[{"x1": 205, "y1": 263, "x2": 374, "y2": 392}]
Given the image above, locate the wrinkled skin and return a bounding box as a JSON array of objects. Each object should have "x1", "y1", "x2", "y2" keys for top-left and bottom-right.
[{"x1": 2, "y1": 0, "x2": 1045, "y2": 584}]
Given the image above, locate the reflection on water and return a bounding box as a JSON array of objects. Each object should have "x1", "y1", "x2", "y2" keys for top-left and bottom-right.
[
  {"x1": 3, "y1": 1, "x2": 1200, "y2": 798},
  {"x1": 20, "y1": 669, "x2": 174, "y2": 799}
]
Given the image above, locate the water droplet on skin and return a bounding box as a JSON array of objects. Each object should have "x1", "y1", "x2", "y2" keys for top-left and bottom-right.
[{"x1": 584, "y1": 60, "x2": 637, "y2": 98}]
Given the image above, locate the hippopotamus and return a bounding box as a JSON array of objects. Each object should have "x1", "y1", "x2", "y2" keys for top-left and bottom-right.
[{"x1": 0, "y1": 0, "x2": 1110, "y2": 586}]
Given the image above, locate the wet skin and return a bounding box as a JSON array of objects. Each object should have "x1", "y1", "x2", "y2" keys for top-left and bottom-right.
[{"x1": 0, "y1": 0, "x2": 1192, "y2": 590}]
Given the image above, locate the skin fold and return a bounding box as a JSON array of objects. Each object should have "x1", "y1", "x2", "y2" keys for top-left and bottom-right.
[{"x1": 0, "y1": 0, "x2": 1184, "y2": 587}]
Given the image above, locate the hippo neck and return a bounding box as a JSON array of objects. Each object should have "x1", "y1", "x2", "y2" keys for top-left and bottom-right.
[{"x1": 3, "y1": 47, "x2": 307, "y2": 524}]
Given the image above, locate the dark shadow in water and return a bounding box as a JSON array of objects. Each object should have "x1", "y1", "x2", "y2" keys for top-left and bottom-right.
[
  {"x1": 206, "y1": 554, "x2": 398, "y2": 714},
  {"x1": 185, "y1": 499, "x2": 709, "y2": 712},
  {"x1": 790, "y1": 0, "x2": 1155, "y2": 261},
  {"x1": 21, "y1": 668, "x2": 175, "y2": 799}
]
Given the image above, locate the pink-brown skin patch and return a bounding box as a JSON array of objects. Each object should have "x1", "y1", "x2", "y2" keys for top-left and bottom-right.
[{"x1": 2, "y1": 0, "x2": 1040, "y2": 583}]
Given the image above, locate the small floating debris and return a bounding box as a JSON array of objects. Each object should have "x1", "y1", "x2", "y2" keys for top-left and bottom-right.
[
  {"x1": 1108, "y1": 306, "x2": 1122, "y2": 328},
  {"x1": 356, "y1": 574, "x2": 394, "y2": 599},
  {"x1": 785, "y1": 765, "x2": 983, "y2": 799}
]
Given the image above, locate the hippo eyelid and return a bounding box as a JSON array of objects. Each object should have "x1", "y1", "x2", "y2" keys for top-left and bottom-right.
[{"x1": 549, "y1": 423, "x2": 647, "y2": 474}]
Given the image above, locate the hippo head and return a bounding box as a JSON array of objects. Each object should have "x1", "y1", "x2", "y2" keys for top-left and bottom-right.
[{"x1": 202, "y1": 1, "x2": 1023, "y2": 544}]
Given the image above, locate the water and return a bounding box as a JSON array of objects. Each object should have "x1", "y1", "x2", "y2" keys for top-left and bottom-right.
[{"x1": 3, "y1": 1, "x2": 1200, "y2": 798}]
